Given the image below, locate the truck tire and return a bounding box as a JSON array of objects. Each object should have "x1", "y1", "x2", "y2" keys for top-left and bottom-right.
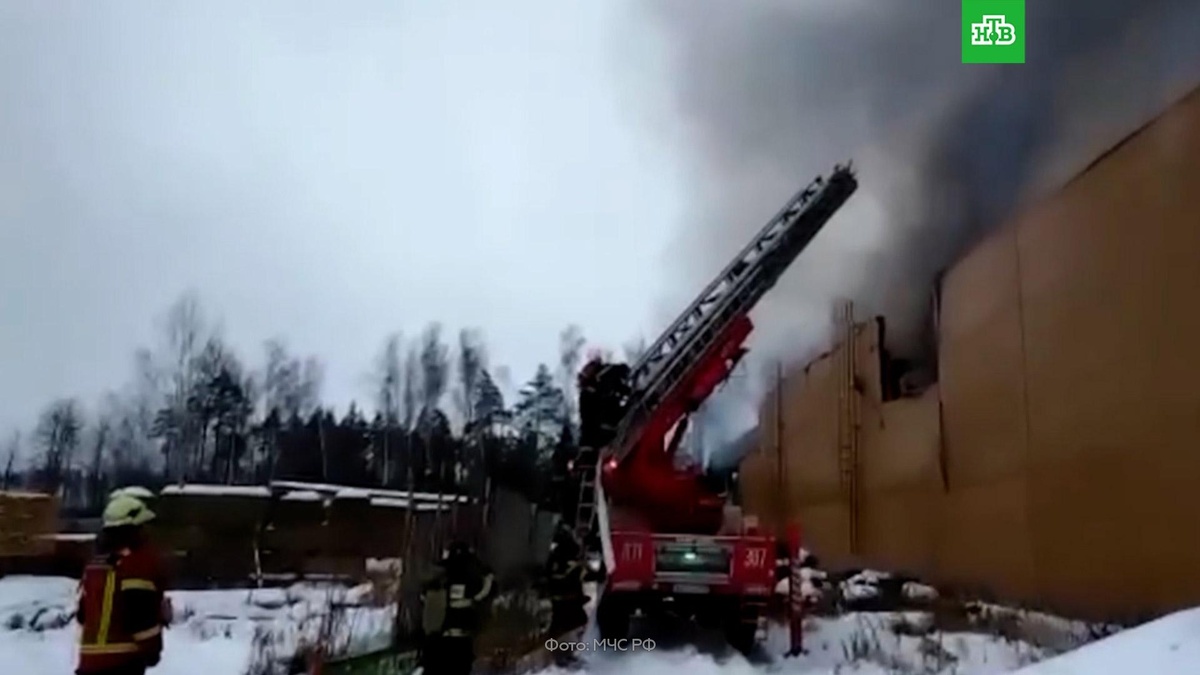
[
  {"x1": 595, "y1": 593, "x2": 631, "y2": 641},
  {"x1": 724, "y1": 620, "x2": 757, "y2": 656}
]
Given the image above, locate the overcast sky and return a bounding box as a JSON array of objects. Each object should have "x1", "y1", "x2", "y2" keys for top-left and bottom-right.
[
  {"x1": 0, "y1": 1, "x2": 688, "y2": 433},
  {"x1": 4, "y1": 1, "x2": 1199, "y2": 446}
]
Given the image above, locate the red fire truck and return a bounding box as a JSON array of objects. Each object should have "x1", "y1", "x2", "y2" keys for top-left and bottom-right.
[{"x1": 568, "y1": 164, "x2": 858, "y2": 653}]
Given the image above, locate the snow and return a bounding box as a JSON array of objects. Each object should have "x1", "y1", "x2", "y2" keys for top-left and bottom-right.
[
  {"x1": 774, "y1": 567, "x2": 824, "y2": 601},
  {"x1": 1008, "y1": 608, "x2": 1200, "y2": 674},
  {"x1": 0, "y1": 490, "x2": 50, "y2": 499},
  {"x1": 548, "y1": 612, "x2": 1049, "y2": 675},
  {"x1": 160, "y1": 485, "x2": 271, "y2": 498},
  {"x1": 902, "y1": 582, "x2": 939, "y2": 601},
  {"x1": 5, "y1": 572, "x2": 1200, "y2": 675},
  {"x1": 280, "y1": 490, "x2": 323, "y2": 502},
  {"x1": 40, "y1": 533, "x2": 96, "y2": 543},
  {"x1": 334, "y1": 488, "x2": 371, "y2": 499},
  {"x1": 0, "y1": 576, "x2": 394, "y2": 675},
  {"x1": 369, "y1": 497, "x2": 446, "y2": 511},
  {"x1": 365, "y1": 558, "x2": 402, "y2": 575},
  {"x1": 1012, "y1": 607, "x2": 1200, "y2": 667},
  {"x1": 271, "y1": 481, "x2": 471, "y2": 504}
]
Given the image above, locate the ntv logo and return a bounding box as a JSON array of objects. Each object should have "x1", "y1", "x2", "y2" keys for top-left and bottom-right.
[
  {"x1": 962, "y1": 0, "x2": 1025, "y2": 63},
  {"x1": 971, "y1": 15, "x2": 1016, "y2": 46}
]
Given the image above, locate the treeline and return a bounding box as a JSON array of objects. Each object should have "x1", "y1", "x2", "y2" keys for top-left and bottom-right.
[{"x1": 1, "y1": 291, "x2": 624, "y2": 516}]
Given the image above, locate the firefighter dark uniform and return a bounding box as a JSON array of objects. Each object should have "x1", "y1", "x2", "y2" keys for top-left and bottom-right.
[
  {"x1": 420, "y1": 542, "x2": 494, "y2": 675},
  {"x1": 77, "y1": 494, "x2": 168, "y2": 675},
  {"x1": 544, "y1": 529, "x2": 587, "y2": 636}
]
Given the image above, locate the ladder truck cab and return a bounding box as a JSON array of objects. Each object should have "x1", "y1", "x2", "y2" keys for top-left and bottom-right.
[{"x1": 569, "y1": 164, "x2": 858, "y2": 654}]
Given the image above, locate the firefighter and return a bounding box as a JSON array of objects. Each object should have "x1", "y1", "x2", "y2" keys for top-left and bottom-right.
[
  {"x1": 544, "y1": 525, "x2": 588, "y2": 637},
  {"x1": 109, "y1": 486, "x2": 154, "y2": 501},
  {"x1": 419, "y1": 542, "x2": 494, "y2": 675},
  {"x1": 577, "y1": 357, "x2": 605, "y2": 448},
  {"x1": 106, "y1": 487, "x2": 173, "y2": 626},
  {"x1": 76, "y1": 493, "x2": 169, "y2": 675}
]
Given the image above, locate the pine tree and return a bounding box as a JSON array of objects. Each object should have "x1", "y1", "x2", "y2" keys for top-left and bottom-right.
[{"x1": 513, "y1": 364, "x2": 566, "y2": 465}]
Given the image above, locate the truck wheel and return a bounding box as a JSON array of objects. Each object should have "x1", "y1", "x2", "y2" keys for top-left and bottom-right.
[
  {"x1": 724, "y1": 620, "x2": 757, "y2": 656},
  {"x1": 596, "y1": 594, "x2": 631, "y2": 641}
]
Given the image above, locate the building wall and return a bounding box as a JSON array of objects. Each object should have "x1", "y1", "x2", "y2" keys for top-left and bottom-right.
[{"x1": 741, "y1": 85, "x2": 1200, "y2": 621}]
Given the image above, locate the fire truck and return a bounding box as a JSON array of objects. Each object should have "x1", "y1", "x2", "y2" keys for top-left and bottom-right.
[{"x1": 567, "y1": 164, "x2": 858, "y2": 653}]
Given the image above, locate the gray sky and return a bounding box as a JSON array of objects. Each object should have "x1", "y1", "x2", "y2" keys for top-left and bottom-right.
[
  {"x1": 5, "y1": 0, "x2": 1199, "y2": 450},
  {"x1": 0, "y1": 1, "x2": 686, "y2": 433}
]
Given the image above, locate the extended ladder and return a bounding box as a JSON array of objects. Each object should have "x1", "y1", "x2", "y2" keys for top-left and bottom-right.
[
  {"x1": 571, "y1": 163, "x2": 858, "y2": 541},
  {"x1": 572, "y1": 443, "x2": 600, "y2": 543},
  {"x1": 610, "y1": 164, "x2": 858, "y2": 465}
]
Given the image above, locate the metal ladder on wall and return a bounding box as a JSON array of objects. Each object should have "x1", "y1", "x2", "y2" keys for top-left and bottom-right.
[
  {"x1": 569, "y1": 164, "x2": 859, "y2": 547},
  {"x1": 836, "y1": 301, "x2": 860, "y2": 553}
]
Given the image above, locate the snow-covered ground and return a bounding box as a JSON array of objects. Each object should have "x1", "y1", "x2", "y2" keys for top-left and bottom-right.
[
  {"x1": 0, "y1": 575, "x2": 394, "y2": 675},
  {"x1": 551, "y1": 607, "x2": 1200, "y2": 675},
  {"x1": 3, "y1": 573, "x2": 1199, "y2": 674}
]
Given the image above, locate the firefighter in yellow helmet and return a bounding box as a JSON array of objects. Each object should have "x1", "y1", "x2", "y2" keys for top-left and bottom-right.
[
  {"x1": 76, "y1": 492, "x2": 170, "y2": 674},
  {"x1": 109, "y1": 486, "x2": 155, "y2": 502}
]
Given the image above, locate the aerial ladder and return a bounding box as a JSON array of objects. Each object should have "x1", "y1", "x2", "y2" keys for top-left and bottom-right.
[{"x1": 565, "y1": 162, "x2": 858, "y2": 652}]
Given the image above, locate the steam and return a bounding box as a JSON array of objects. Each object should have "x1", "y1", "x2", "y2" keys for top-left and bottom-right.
[{"x1": 639, "y1": 0, "x2": 1200, "y2": 466}]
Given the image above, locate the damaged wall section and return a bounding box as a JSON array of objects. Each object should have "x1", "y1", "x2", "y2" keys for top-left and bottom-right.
[{"x1": 741, "y1": 84, "x2": 1200, "y2": 623}]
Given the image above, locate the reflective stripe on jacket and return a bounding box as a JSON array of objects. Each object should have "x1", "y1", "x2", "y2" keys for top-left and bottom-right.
[
  {"x1": 76, "y1": 547, "x2": 166, "y2": 673},
  {"x1": 423, "y1": 560, "x2": 493, "y2": 637},
  {"x1": 546, "y1": 556, "x2": 585, "y2": 601}
]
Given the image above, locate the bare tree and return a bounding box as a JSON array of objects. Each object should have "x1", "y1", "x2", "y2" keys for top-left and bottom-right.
[
  {"x1": 2, "y1": 431, "x2": 20, "y2": 490},
  {"x1": 453, "y1": 329, "x2": 488, "y2": 535},
  {"x1": 88, "y1": 408, "x2": 113, "y2": 509},
  {"x1": 419, "y1": 324, "x2": 449, "y2": 414},
  {"x1": 261, "y1": 338, "x2": 290, "y2": 415},
  {"x1": 35, "y1": 398, "x2": 84, "y2": 500},
  {"x1": 402, "y1": 346, "x2": 420, "y2": 433},
  {"x1": 374, "y1": 332, "x2": 404, "y2": 483},
  {"x1": 418, "y1": 323, "x2": 451, "y2": 553},
  {"x1": 454, "y1": 328, "x2": 488, "y2": 428},
  {"x1": 128, "y1": 350, "x2": 162, "y2": 466},
  {"x1": 260, "y1": 339, "x2": 323, "y2": 419},
  {"x1": 156, "y1": 291, "x2": 209, "y2": 480},
  {"x1": 298, "y1": 357, "x2": 324, "y2": 419}
]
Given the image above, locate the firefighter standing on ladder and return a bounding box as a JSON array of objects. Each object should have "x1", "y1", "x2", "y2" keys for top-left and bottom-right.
[{"x1": 76, "y1": 491, "x2": 171, "y2": 675}]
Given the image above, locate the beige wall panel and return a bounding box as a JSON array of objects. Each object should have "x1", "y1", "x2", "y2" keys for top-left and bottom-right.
[
  {"x1": 796, "y1": 502, "x2": 852, "y2": 565},
  {"x1": 861, "y1": 394, "x2": 940, "y2": 492},
  {"x1": 785, "y1": 354, "x2": 842, "y2": 504},
  {"x1": 739, "y1": 447, "x2": 783, "y2": 532},
  {"x1": 934, "y1": 477, "x2": 1037, "y2": 602},
  {"x1": 861, "y1": 491, "x2": 938, "y2": 577},
  {"x1": 939, "y1": 227, "x2": 1029, "y2": 486},
  {"x1": 745, "y1": 85, "x2": 1200, "y2": 621},
  {"x1": 1016, "y1": 88, "x2": 1200, "y2": 619}
]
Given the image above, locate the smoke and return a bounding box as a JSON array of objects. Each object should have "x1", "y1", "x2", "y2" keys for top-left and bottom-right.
[{"x1": 637, "y1": 0, "x2": 1200, "y2": 466}]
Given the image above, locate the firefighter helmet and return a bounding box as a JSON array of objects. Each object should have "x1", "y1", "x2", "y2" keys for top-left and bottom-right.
[
  {"x1": 109, "y1": 486, "x2": 154, "y2": 501},
  {"x1": 102, "y1": 493, "x2": 156, "y2": 528}
]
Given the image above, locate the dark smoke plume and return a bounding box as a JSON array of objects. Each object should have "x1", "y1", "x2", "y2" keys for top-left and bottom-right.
[{"x1": 637, "y1": 0, "x2": 1200, "y2": 465}]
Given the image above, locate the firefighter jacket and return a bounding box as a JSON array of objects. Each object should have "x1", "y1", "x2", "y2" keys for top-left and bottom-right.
[
  {"x1": 421, "y1": 558, "x2": 494, "y2": 638},
  {"x1": 545, "y1": 551, "x2": 585, "y2": 602},
  {"x1": 76, "y1": 545, "x2": 167, "y2": 673}
]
